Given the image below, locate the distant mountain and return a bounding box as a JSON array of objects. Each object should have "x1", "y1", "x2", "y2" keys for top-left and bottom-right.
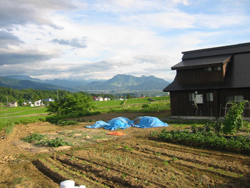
[
  {"x1": 43, "y1": 79, "x2": 84, "y2": 88},
  {"x1": 0, "y1": 74, "x2": 170, "y2": 92},
  {"x1": 3, "y1": 75, "x2": 41, "y2": 82},
  {"x1": 0, "y1": 77, "x2": 78, "y2": 91},
  {"x1": 88, "y1": 74, "x2": 170, "y2": 92}
]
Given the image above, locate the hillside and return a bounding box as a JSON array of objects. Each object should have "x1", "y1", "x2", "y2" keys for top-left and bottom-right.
[
  {"x1": 0, "y1": 74, "x2": 170, "y2": 92},
  {"x1": 0, "y1": 77, "x2": 78, "y2": 91},
  {"x1": 104, "y1": 74, "x2": 169, "y2": 91}
]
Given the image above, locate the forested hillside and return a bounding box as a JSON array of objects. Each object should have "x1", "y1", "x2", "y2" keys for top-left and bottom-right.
[
  {"x1": 0, "y1": 87, "x2": 72, "y2": 104},
  {"x1": 0, "y1": 87, "x2": 116, "y2": 105}
]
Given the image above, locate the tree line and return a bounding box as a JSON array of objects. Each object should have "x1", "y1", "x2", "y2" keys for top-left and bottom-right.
[{"x1": 0, "y1": 87, "x2": 115, "y2": 106}]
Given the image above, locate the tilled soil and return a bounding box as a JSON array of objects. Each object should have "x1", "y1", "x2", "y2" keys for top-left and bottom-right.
[{"x1": 0, "y1": 112, "x2": 250, "y2": 187}]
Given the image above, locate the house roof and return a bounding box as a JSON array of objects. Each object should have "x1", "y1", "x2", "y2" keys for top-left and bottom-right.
[
  {"x1": 182, "y1": 42, "x2": 250, "y2": 59},
  {"x1": 163, "y1": 42, "x2": 250, "y2": 92},
  {"x1": 172, "y1": 55, "x2": 231, "y2": 70}
]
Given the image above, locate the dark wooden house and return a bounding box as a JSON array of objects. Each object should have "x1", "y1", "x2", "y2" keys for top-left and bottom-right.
[{"x1": 163, "y1": 42, "x2": 250, "y2": 118}]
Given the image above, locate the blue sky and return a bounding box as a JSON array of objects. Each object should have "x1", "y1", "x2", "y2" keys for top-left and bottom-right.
[{"x1": 0, "y1": 0, "x2": 250, "y2": 82}]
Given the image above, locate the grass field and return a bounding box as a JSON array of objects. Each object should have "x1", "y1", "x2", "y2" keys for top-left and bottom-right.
[
  {"x1": 0, "y1": 107, "x2": 47, "y2": 117},
  {"x1": 0, "y1": 97, "x2": 170, "y2": 130}
]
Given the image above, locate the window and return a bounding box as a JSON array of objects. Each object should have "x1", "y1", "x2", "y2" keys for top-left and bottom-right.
[
  {"x1": 189, "y1": 93, "x2": 195, "y2": 102},
  {"x1": 214, "y1": 66, "x2": 221, "y2": 71},
  {"x1": 206, "y1": 92, "x2": 213, "y2": 101},
  {"x1": 205, "y1": 67, "x2": 212, "y2": 72},
  {"x1": 226, "y1": 95, "x2": 244, "y2": 102}
]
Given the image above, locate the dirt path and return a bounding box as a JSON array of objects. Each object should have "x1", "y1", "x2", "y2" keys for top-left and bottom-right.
[{"x1": 0, "y1": 112, "x2": 250, "y2": 187}]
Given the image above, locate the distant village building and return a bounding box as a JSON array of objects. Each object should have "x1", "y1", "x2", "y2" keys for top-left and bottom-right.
[
  {"x1": 98, "y1": 96, "x2": 103, "y2": 101},
  {"x1": 42, "y1": 98, "x2": 54, "y2": 102},
  {"x1": 92, "y1": 96, "x2": 98, "y2": 101},
  {"x1": 34, "y1": 100, "x2": 43, "y2": 107},
  {"x1": 7, "y1": 101, "x2": 18, "y2": 107}
]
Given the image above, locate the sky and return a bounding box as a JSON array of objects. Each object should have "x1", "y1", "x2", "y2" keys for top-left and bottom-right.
[{"x1": 0, "y1": 0, "x2": 250, "y2": 82}]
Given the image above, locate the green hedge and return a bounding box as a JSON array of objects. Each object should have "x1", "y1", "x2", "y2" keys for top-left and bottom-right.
[{"x1": 158, "y1": 129, "x2": 250, "y2": 154}]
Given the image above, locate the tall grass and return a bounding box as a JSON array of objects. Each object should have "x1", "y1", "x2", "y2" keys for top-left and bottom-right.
[
  {"x1": 97, "y1": 102, "x2": 170, "y2": 114},
  {"x1": 0, "y1": 115, "x2": 48, "y2": 130},
  {"x1": 5, "y1": 121, "x2": 15, "y2": 136}
]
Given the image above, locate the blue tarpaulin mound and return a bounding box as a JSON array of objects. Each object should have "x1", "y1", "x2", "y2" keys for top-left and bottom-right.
[
  {"x1": 86, "y1": 116, "x2": 168, "y2": 130},
  {"x1": 86, "y1": 120, "x2": 109, "y2": 129},
  {"x1": 105, "y1": 117, "x2": 133, "y2": 130},
  {"x1": 133, "y1": 116, "x2": 169, "y2": 128}
]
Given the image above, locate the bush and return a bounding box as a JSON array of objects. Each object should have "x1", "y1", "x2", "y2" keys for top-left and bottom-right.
[
  {"x1": 46, "y1": 93, "x2": 95, "y2": 116},
  {"x1": 142, "y1": 104, "x2": 150, "y2": 108},
  {"x1": 57, "y1": 120, "x2": 78, "y2": 126},
  {"x1": 22, "y1": 132, "x2": 46, "y2": 143},
  {"x1": 37, "y1": 137, "x2": 72, "y2": 148},
  {"x1": 223, "y1": 101, "x2": 246, "y2": 135},
  {"x1": 157, "y1": 129, "x2": 250, "y2": 153}
]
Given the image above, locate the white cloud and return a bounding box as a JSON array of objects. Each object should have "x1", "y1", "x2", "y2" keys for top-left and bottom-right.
[{"x1": 0, "y1": 0, "x2": 250, "y2": 83}]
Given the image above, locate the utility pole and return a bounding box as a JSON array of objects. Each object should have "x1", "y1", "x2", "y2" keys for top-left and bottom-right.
[{"x1": 6, "y1": 96, "x2": 8, "y2": 106}]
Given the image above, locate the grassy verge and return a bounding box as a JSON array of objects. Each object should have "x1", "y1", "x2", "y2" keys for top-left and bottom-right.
[{"x1": 0, "y1": 115, "x2": 49, "y2": 130}]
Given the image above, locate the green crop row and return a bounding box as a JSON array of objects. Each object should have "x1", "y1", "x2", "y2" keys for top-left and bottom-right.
[{"x1": 158, "y1": 129, "x2": 250, "y2": 153}]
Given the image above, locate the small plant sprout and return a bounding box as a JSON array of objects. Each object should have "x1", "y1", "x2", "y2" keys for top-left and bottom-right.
[
  {"x1": 106, "y1": 167, "x2": 110, "y2": 171},
  {"x1": 122, "y1": 173, "x2": 127, "y2": 179},
  {"x1": 172, "y1": 157, "x2": 178, "y2": 161},
  {"x1": 163, "y1": 159, "x2": 169, "y2": 166},
  {"x1": 156, "y1": 152, "x2": 161, "y2": 156}
]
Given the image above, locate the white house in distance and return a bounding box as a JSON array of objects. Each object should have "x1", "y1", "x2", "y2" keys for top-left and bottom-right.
[
  {"x1": 34, "y1": 100, "x2": 43, "y2": 107},
  {"x1": 98, "y1": 96, "x2": 103, "y2": 101},
  {"x1": 7, "y1": 101, "x2": 18, "y2": 107}
]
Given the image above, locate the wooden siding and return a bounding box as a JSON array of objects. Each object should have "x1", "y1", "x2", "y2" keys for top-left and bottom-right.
[
  {"x1": 170, "y1": 88, "x2": 250, "y2": 117},
  {"x1": 170, "y1": 90, "x2": 219, "y2": 117},
  {"x1": 177, "y1": 67, "x2": 224, "y2": 84},
  {"x1": 218, "y1": 88, "x2": 250, "y2": 117}
]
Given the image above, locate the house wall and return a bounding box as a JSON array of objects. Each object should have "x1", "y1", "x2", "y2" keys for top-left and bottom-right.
[
  {"x1": 170, "y1": 88, "x2": 250, "y2": 117},
  {"x1": 177, "y1": 67, "x2": 224, "y2": 84},
  {"x1": 218, "y1": 88, "x2": 250, "y2": 117},
  {"x1": 170, "y1": 90, "x2": 219, "y2": 117}
]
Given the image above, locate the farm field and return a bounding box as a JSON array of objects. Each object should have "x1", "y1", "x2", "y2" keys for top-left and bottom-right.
[{"x1": 0, "y1": 111, "x2": 250, "y2": 188}]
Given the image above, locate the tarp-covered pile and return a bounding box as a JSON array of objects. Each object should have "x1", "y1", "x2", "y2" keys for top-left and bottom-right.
[
  {"x1": 86, "y1": 116, "x2": 169, "y2": 130},
  {"x1": 133, "y1": 116, "x2": 169, "y2": 128}
]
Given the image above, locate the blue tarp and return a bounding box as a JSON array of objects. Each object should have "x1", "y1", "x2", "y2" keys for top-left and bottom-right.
[
  {"x1": 86, "y1": 120, "x2": 109, "y2": 129},
  {"x1": 86, "y1": 116, "x2": 168, "y2": 130},
  {"x1": 105, "y1": 117, "x2": 133, "y2": 130},
  {"x1": 133, "y1": 116, "x2": 169, "y2": 128}
]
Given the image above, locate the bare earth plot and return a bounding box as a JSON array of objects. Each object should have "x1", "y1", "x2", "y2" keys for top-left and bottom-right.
[{"x1": 0, "y1": 112, "x2": 250, "y2": 188}]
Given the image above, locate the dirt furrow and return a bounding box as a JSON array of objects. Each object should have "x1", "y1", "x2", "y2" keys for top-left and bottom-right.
[
  {"x1": 126, "y1": 142, "x2": 249, "y2": 174},
  {"x1": 146, "y1": 139, "x2": 250, "y2": 162},
  {"x1": 59, "y1": 154, "x2": 169, "y2": 188},
  {"x1": 33, "y1": 158, "x2": 105, "y2": 188}
]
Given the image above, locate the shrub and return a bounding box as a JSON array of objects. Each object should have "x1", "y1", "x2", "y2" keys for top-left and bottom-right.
[
  {"x1": 157, "y1": 129, "x2": 250, "y2": 153},
  {"x1": 57, "y1": 120, "x2": 78, "y2": 126},
  {"x1": 223, "y1": 101, "x2": 246, "y2": 135},
  {"x1": 37, "y1": 137, "x2": 72, "y2": 148},
  {"x1": 191, "y1": 125, "x2": 197, "y2": 133},
  {"x1": 22, "y1": 132, "x2": 46, "y2": 143},
  {"x1": 142, "y1": 104, "x2": 150, "y2": 108}
]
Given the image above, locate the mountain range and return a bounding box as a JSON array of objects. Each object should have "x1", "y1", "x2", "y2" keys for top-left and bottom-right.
[{"x1": 0, "y1": 74, "x2": 170, "y2": 93}]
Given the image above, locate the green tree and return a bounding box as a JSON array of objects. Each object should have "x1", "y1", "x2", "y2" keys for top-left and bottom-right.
[
  {"x1": 223, "y1": 101, "x2": 246, "y2": 135},
  {"x1": 46, "y1": 93, "x2": 95, "y2": 116}
]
